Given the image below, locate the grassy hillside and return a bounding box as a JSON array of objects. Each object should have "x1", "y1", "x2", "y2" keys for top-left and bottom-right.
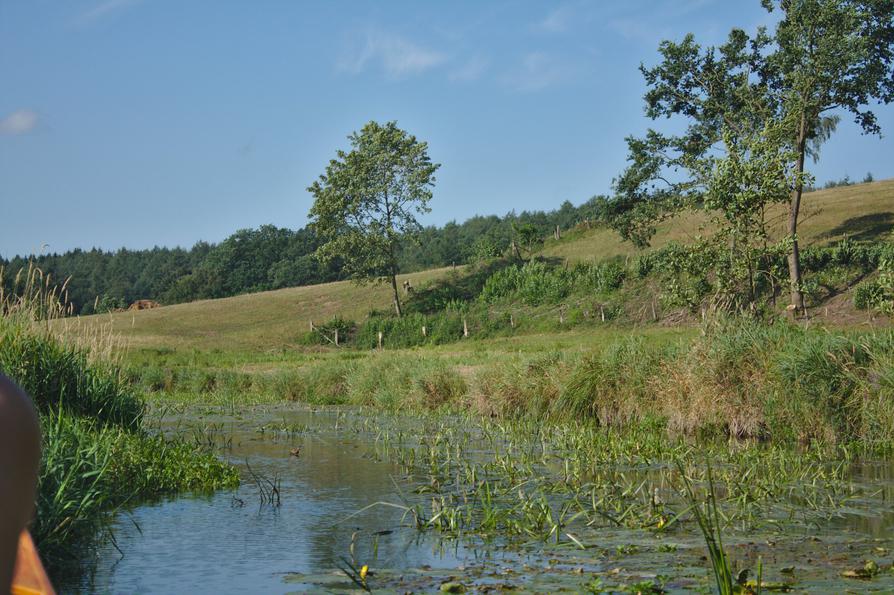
[
  {"x1": 67, "y1": 179, "x2": 893, "y2": 353},
  {"x1": 541, "y1": 178, "x2": 894, "y2": 263},
  {"x1": 63, "y1": 267, "x2": 455, "y2": 351}
]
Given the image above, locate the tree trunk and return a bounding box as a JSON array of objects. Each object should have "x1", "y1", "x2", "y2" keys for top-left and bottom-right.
[
  {"x1": 787, "y1": 112, "x2": 808, "y2": 316},
  {"x1": 390, "y1": 273, "x2": 402, "y2": 317}
]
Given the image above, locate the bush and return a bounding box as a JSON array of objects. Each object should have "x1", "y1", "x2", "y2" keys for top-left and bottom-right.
[
  {"x1": 299, "y1": 315, "x2": 356, "y2": 346},
  {"x1": 355, "y1": 312, "x2": 466, "y2": 349},
  {"x1": 479, "y1": 260, "x2": 576, "y2": 306}
]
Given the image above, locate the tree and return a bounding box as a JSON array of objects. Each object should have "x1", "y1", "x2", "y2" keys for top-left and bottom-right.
[
  {"x1": 764, "y1": 0, "x2": 894, "y2": 313},
  {"x1": 610, "y1": 0, "x2": 894, "y2": 313},
  {"x1": 308, "y1": 121, "x2": 440, "y2": 316},
  {"x1": 510, "y1": 222, "x2": 543, "y2": 260}
]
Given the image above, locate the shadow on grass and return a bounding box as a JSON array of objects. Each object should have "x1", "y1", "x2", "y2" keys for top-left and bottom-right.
[{"x1": 819, "y1": 212, "x2": 894, "y2": 242}]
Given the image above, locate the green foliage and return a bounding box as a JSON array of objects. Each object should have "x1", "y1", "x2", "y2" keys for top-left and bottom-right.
[
  {"x1": 308, "y1": 121, "x2": 440, "y2": 316},
  {"x1": 299, "y1": 315, "x2": 357, "y2": 346},
  {"x1": 354, "y1": 312, "x2": 466, "y2": 348},
  {"x1": 34, "y1": 410, "x2": 238, "y2": 574},
  {"x1": 556, "y1": 337, "x2": 666, "y2": 425},
  {"x1": 480, "y1": 260, "x2": 575, "y2": 306},
  {"x1": 853, "y1": 250, "x2": 894, "y2": 314},
  {"x1": 511, "y1": 222, "x2": 544, "y2": 258},
  {"x1": 610, "y1": 0, "x2": 894, "y2": 309},
  {"x1": 0, "y1": 318, "x2": 144, "y2": 428},
  {"x1": 0, "y1": 292, "x2": 238, "y2": 580},
  {"x1": 0, "y1": 194, "x2": 618, "y2": 314}
]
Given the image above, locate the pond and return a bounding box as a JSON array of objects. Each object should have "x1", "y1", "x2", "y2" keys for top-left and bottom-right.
[{"x1": 74, "y1": 405, "x2": 894, "y2": 593}]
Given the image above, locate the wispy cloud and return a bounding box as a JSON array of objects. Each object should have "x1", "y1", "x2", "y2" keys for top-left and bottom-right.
[
  {"x1": 339, "y1": 31, "x2": 447, "y2": 79},
  {"x1": 72, "y1": 0, "x2": 142, "y2": 27},
  {"x1": 534, "y1": 5, "x2": 575, "y2": 34},
  {"x1": 449, "y1": 56, "x2": 489, "y2": 83},
  {"x1": 502, "y1": 52, "x2": 574, "y2": 92},
  {"x1": 0, "y1": 109, "x2": 39, "y2": 135}
]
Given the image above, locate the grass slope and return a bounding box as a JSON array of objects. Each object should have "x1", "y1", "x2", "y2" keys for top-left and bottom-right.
[
  {"x1": 70, "y1": 267, "x2": 455, "y2": 351},
  {"x1": 541, "y1": 178, "x2": 894, "y2": 263},
  {"x1": 70, "y1": 179, "x2": 893, "y2": 353}
]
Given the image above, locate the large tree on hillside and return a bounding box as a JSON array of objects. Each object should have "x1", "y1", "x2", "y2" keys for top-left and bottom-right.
[
  {"x1": 308, "y1": 121, "x2": 440, "y2": 317},
  {"x1": 610, "y1": 0, "x2": 894, "y2": 314},
  {"x1": 765, "y1": 0, "x2": 894, "y2": 312}
]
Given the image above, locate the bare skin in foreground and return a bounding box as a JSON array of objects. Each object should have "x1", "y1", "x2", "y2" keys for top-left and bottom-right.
[{"x1": 0, "y1": 374, "x2": 41, "y2": 594}]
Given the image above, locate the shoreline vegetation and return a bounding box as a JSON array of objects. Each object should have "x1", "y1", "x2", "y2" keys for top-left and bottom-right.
[
  {"x1": 3, "y1": 182, "x2": 892, "y2": 587},
  {"x1": 3, "y1": 232, "x2": 893, "y2": 592},
  {"x1": 0, "y1": 267, "x2": 238, "y2": 582},
  {"x1": 128, "y1": 318, "x2": 894, "y2": 451}
]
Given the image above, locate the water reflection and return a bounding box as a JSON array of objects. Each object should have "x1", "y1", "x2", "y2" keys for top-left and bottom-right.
[
  {"x1": 75, "y1": 405, "x2": 894, "y2": 593},
  {"x1": 78, "y1": 407, "x2": 474, "y2": 594}
]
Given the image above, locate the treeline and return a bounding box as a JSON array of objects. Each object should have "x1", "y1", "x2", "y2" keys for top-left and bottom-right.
[
  {"x1": 0, "y1": 196, "x2": 610, "y2": 314},
  {"x1": 804, "y1": 172, "x2": 875, "y2": 193}
]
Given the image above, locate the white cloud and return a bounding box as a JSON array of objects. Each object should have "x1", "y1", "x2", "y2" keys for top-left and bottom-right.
[
  {"x1": 0, "y1": 109, "x2": 38, "y2": 135},
  {"x1": 449, "y1": 56, "x2": 489, "y2": 83},
  {"x1": 502, "y1": 52, "x2": 573, "y2": 92},
  {"x1": 339, "y1": 31, "x2": 447, "y2": 79},
  {"x1": 72, "y1": 0, "x2": 142, "y2": 27},
  {"x1": 535, "y1": 5, "x2": 575, "y2": 34}
]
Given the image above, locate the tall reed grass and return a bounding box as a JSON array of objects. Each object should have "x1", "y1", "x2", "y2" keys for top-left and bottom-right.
[{"x1": 0, "y1": 265, "x2": 239, "y2": 579}]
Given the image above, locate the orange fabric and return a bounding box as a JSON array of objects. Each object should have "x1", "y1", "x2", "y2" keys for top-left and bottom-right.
[{"x1": 11, "y1": 531, "x2": 55, "y2": 595}]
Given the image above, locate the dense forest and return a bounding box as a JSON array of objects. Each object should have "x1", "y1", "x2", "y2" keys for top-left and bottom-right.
[{"x1": 0, "y1": 196, "x2": 610, "y2": 314}]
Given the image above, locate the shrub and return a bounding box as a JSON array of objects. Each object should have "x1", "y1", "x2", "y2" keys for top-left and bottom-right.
[
  {"x1": 479, "y1": 260, "x2": 575, "y2": 306},
  {"x1": 299, "y1": 315, "x2": 356, "y2": 346}
]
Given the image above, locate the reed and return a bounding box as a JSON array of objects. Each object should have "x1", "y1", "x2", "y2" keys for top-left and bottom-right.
[{"x1": 1, "y1": 264, "x2": 239, "y2": 580}]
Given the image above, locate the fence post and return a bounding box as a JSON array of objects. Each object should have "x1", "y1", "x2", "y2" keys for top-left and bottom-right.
[
  {"x1": 309, "y1": 320, "x2": 314, "y2": 332},
  {"x1": 334, "y1": 328, "x2": 339, "y2": 346},
  {"x1": 422, "y1": 325, "x2": 427, "y2": 337},
  {"x1": 463, "y1": 317, "x2": 469, "y2": 338},
  {"x1": 378, "y1": 331, "x2": 383, "y2": 349},
  {"x1": 510, "y1": 312, "x2": 515, "y2": 328},
  {"x1": 600, "y1": 305, "x2": 605, "y2": 322}
]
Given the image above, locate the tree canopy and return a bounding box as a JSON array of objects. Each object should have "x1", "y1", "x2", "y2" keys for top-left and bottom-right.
[
  {"x1": 307, "y1": 121, "x2": 440, "y2": 316},
  {"x1": 609, "y1": 0, "x2": 894, "y2": 312}
]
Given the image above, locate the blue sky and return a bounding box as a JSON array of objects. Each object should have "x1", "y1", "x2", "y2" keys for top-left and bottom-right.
[{"x1": 2, "y1": 0, "x2": 892, "y2": 257}]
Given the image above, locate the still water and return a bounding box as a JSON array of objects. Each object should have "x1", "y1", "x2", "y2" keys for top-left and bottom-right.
[
  {"x1": 77, "y1": 406, "x2": 487, "y2": 593},
  {"x1": 75, "y1": 404, "x2": 894, "y2": 593}
]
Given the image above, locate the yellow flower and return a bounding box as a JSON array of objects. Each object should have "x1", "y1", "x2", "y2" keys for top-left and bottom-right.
[{"x1": 360, "y1": 565, "x2": 369, "y2": 581}]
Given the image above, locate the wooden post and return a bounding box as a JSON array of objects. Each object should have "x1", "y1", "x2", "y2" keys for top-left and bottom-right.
[
  {"x1": 555, "y1": 225, "x2": 560, "y2": 240},
  {"x1": 651, "y1": 300, "x2": 657, "y2": 322},
  {"x1": 600, "y1": 305, "x2": 605, "y2": 322},
  {"x1": 378, "y1": 331, "x2": 383, "y2": 349},
  {"x1": 463, "y1": 317, "x2": 469, "y2": 338},
  {"x1": 510, "y1": 313, "x2": 515, "y2": 328},
  {"x1": 334, "y1": 328, "x2": 339, "y2": 346},
  {"x1": 422, "y1": 325, "x2": 427, "y2": 337},
  {"x1": 309, "y1": 320, "x2": 314, "y2": 332}
]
